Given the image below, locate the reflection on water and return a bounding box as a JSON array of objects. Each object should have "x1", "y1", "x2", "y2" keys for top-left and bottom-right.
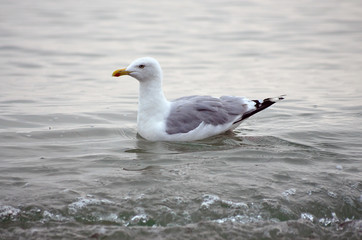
[{"x1": 1, "y1": 0, "x2": 362, "y2": 239}]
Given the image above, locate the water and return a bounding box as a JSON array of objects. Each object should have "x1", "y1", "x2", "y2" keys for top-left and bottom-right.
[{"x1": 1, "y1": 0, "x2": 361, "y2": 239}]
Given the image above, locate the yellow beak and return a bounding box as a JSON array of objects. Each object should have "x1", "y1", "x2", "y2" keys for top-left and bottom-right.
[{"x1": 112, "y1": 68, "x2": 131, "y2": 77}]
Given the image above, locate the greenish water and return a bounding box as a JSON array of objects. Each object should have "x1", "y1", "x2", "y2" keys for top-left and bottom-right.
[{"x1": 0, "y1": 0, "x2": 361, "y2": 239}]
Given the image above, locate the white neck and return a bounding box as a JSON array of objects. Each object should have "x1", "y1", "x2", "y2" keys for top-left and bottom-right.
[{"x1": 137, "y1": 77, "x2": 170, "y2": 125}]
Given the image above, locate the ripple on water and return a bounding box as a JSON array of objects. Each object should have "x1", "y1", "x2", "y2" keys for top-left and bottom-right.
[
  {"x1": 1, "y1": 190, "x2": 361, "y2": 239},
  {"x1": 1, "y1": 0, "x2": 362, "y2": 239}
]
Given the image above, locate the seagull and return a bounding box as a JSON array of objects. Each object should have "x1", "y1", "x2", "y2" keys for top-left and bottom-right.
[{"x1": 112, "y1": 57, "x2": 284, "y2": 141}]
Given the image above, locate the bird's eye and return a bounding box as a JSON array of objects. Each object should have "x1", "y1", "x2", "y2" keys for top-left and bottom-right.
[{"x1": 139, "y1": 64, "x2": 145, "y2": 69}]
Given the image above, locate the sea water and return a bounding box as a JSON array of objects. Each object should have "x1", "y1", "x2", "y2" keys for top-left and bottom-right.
[{"x1": 0, "y1": 0, "x2": 361, "y2": 239}]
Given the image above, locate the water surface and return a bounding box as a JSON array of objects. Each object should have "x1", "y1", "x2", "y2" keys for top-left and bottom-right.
[{"x1": 1, "y1": 0, "x2": 361, "y2": 239}]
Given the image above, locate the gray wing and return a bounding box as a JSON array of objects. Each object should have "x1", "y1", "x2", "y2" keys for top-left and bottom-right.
[{"x1": 165, "y1": 95, "x2": 254, "y2": 134}]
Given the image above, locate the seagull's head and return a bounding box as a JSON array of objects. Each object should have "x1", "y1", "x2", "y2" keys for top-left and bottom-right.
[{"x1": 112, "y1": 57, "x2": 162, "y2": 82}]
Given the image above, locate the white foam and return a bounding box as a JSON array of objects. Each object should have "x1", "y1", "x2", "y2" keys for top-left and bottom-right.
[
  {"x1": 0, "y1": 205, "x2": 21, "y2": 220},
  {"x1": 327, "y1": 191, "x2": 337, "y2": 198},
  {"x1": 282, "y1": 188, "x2": 296, "y2": 200},
  {"x1": 201, "y1": 194, "x2": 248, "y2": 210},
  {"x1": 200, "y1": 194, "x2": 220, "y2": 209},
  {"x1": 68, "y1": 196, "x2": 114, "y2": 214},
  {"x1": 214, "y1": 214, "x2": 262, "y2": 224},
  {"x1": 42, "y1": 210, "x2": 68, "y2": 222},
  {"x1": 221, "y1": 200, "x2": 248, "y2": 209},
  {"x1": 318, "y1": 212, "x2": 339, "y2": 226},
  {"x1": 98, "y1": 213, "x2": 122, "y2": 223},
  {"x1": 129, "y1": 214, "x2": 149, "y2": 225},
  {"x1": 282, "y1": 188, "x2": 296, "y2": 197},
  {"x1": 301, "y1": 212, "x2": 314, "y2": 222}
]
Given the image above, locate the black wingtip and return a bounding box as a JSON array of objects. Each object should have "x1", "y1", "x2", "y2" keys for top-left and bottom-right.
[{"x1": 236, "y1": 95, "x2": 285, "y2": 123}]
